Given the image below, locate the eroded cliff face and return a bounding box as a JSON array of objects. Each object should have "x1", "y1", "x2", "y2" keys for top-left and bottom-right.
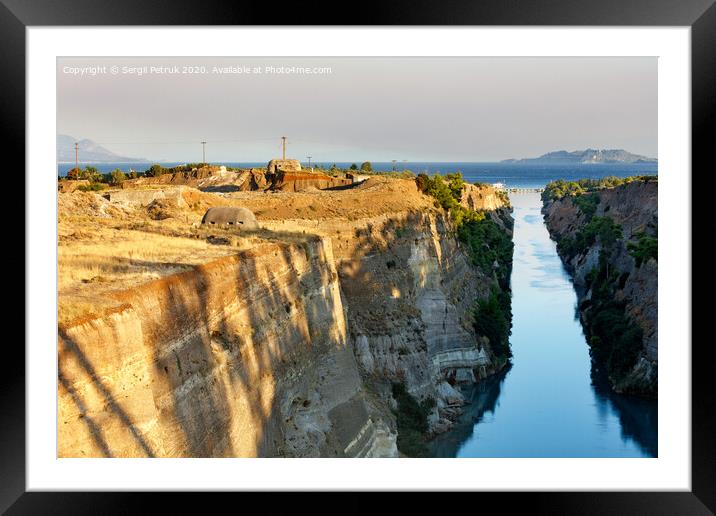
[
  {"x1": 58, "y1": 178, "x2": 513, "y2": 456},
  {"x1": 542, "y1": 180, "x2": 657, "y2": 395},
  {"x1": 58, "y1": 236, "x2": 397, "y2": 457},
  {"x1": 262, "y1": 183, "x2": 513, "y2": 434}
]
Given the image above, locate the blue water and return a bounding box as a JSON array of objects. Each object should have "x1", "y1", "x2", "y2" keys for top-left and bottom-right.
[
  {"x1": 429, "y1": 193, "x2": 657, "y2": 458},
  {"x1": 57, "y1": 162, "x2": 657, "y2": 189}
]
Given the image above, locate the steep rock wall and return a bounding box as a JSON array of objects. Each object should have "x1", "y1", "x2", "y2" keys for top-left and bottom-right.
[
  {"x1": 262, "y1": 184, "x2": 512, "y2": 433},
  {"x1": 542, "y1": 180, "x2": 657, "y2": 395},
  {"x1": 58, "y1": 237, "x2": 397, "y2": 457}
]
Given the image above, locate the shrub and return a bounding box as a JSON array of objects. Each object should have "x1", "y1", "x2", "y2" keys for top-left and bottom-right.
[
  {"x1": 572, "y1": 193, "x2": 599, "y2": 220},
  {"x1": 582, "y1": 254, "x2": 644, "y2": 385},
  {"x1": 445, "y1": 172, "x2": 465, "y2": 201},
  {"x1": 392, "y1": 382, "x2": 432, "y2": 457},
  {"x1": 473, "y1": 289, "x2": 512, "y2": 360},
  {"x1": 350, "y1": 163, "x2": 358, "y2": 170},
  {"x1": 144, "y1": 164, "x2": 166, "y2": 177},
  {"x1": 109, "y1": 168, "x2": 127, "y2": 185},
  {"x1": 456, "y1": 215, "x2": 513, "y2": 281},
  {"x1": 77, "y1": 183, "x2": 108, "y2": 192},
  {"x1": 557, "y1": 216, "x2": 622, "y2": 260},
  {"x1": 627, "y1": 234, "x2": 657, "y2": 266},
  {"x1": 360, "y1": 161, "x2": 373, "y2": 172},
  {"x1": 543, "y1": 175, "x2": 657, "y2": 202},
  {"x1": 66, "y1": 167, "x2": 82, "y2": 180}
]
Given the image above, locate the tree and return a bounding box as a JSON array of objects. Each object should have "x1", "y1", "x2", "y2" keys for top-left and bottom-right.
[
  {"x1": 110, "y1": 169, "x2": 127, "y2": 185},
  {"x1": 145, "y1": 164, "x2": 165, "y2": 177},
  {"x1": 350, "y1": 163, "x2": 358, "y2": 170},
  {"x1": 66, "y1": 167, "x2": 81, "y2": 180},
  {"x1": 128, "y1": 170, "x2": 139, "y2": 179},
  {"x1": 360, "y1": 161, "x2": 372, "y2": 172}
]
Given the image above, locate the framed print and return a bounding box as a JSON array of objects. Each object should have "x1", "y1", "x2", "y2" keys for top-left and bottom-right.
[{"x1": 4, "y1": 0, "x2": 715, "y2": 512}]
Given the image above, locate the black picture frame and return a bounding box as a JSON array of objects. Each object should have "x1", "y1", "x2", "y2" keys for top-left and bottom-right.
[{"x1": 4, "y1": 0, "x2": 713, "y2": 513}]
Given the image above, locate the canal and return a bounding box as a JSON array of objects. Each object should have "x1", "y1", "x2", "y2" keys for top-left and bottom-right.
[{"x1": 429, "y1": 192, "x2": 657, "y2": 458}]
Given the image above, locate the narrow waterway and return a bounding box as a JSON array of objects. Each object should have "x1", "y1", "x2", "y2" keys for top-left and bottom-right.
[{"x1": 429, "y1": 192, "x2": 657, "y2": 458}]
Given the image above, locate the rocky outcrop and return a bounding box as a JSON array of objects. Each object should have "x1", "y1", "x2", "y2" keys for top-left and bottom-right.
[
  {"x1": 542, "y1": 180, "x2": 657, "y2": 396},
  {"x1": 58, "y1": 236, "x2": 397, "y2": 457}
]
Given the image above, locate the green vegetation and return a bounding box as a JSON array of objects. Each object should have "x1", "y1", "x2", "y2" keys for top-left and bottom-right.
[
  {"x1": 557, "y1": 216, "x2": 623, "y2": 261},
  {"x1": 416, "y1": 172, "x2": 514, "y2": 359},
  {"x1": 67, "y1": 166, "x2": 103, "y2": 182},
  {"x1": 542, "y1": 175, "x2": 657, "y2": 202},
  {"x1": 109, "y1": 169, "x2": 127, "y2": 185},
  {"x1": 360, "y1": 161, "x2": 373, "y2": 172},
  {"x1": 627, "y1": 233, "x2": 658, "y2": 267},
  {"x1": 571, "y1": 193, "x2": 599, "y2": 221},
  {"x1": 415, "y1": 172, "x2": 462, "y2": 211},
  {"x1": 392, "y1": 382, "x2": 433, "y2": 457},
  {"x1": 581, "y1": 252, "x2": 643, "y2": 384},
  {"x1": 143, "y1": 163, "x2": 209, "y2": 177},
  {"x1": 77, "y1": 182, "x2": 108, "y2": 192},
  {"x1": 456, "y1": 215, "x2": 514, "y2": 284},
  {"x1": 473, "y1": 288, "x2": 512, "y2": 360},
  {"x1": 350, "y1": 163, "x2": 358, "y2": 170}
]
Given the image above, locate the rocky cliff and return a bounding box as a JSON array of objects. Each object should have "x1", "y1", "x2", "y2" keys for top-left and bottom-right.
[
  {"x1": 59, "y1": 236, "x2": 397, "y2": 457},
  {"x1": 542, "y1": 179, "x2": 657, "y2": 396},
  {"x1": 58, "y1": 177, "x2": 513, "y2": 456},
  {"x1": 258, "y1": 181, "x2": 513, "y2": 436}
]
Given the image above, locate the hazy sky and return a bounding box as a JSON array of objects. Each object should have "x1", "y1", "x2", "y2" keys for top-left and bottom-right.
[{"x1": 57, "y1": 56, "x2": 657, "y2": 163}]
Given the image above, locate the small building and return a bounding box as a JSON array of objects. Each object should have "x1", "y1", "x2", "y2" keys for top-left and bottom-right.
[
  {"x1": 267, "y1": 159, "x2": 302, "y2": 174},
  {"x1": 201, "y1": 207, "x2": 259, "y2": 230}
]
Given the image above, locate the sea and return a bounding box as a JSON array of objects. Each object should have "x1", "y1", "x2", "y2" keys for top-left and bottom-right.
[{"x1": 57, "y1": 161, "x2": 658, "y2": 189}]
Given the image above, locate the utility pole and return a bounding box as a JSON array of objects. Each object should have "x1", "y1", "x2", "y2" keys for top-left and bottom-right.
[
  {"x1": 307, "y1": 156, "x2": 312, "y2": 168},
  {"x1": 74, "y1": 142, "x2": 79, "y2": 172},
  {"x1": 392, "y1": 159, "x2": 397, "y2": 172},
  {"x1": 281, "y1": 136, "x2": 287, "y2": 160},
  {"x1": 201, "y1": 141, "x2": 207, "y2": 164}
]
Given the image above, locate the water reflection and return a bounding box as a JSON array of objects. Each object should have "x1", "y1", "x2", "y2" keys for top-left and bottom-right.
[
  {"x1": 590, "y1": 361, "x2": 658, "y2": 457},
  {"x1": 428, "y1": 193, "x2": 657, "y2": 457},
  {"x1": 429, "y1": 367, "x2": 511, "y2": 458}
]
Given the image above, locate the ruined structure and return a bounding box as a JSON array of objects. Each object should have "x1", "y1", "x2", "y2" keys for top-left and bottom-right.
[
  {"x1": 266, "y1": 159, "x2": 302, "y2": 174},
  {"x1": 201, "y1": 206, "x2": 259, "y2": 229}
]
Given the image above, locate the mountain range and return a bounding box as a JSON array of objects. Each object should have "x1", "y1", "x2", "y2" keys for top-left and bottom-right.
[
  {"x1": 501, "y1": 149, "x2": 657, "y2": 165},
  {"x1": 57, "y1": 134, "x2": 147, "y2": 163}
]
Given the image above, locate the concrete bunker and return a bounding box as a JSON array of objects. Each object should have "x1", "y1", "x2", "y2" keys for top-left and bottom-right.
[{"x1": 201, "y1": 206, "x2": 259, "y2": 230}]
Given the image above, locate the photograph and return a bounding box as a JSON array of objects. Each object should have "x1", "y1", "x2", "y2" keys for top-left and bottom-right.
[{"x1": 56, "y1": 56, "x2": 658, "y2": 459}]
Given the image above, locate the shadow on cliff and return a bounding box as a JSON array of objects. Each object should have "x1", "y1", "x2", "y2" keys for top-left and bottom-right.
[
  {"x1": 58, "y1": 329, "x2": 156, "y2": 457},
  {"x1": 589, "y1": 360, "x2": 658, "y2": 457},
  {"x1": 156, "y1": 231, "x2": 345, "y2": 457},
  {"x1": 426, "y1": 365, "x2": 511, "y2": 458}
]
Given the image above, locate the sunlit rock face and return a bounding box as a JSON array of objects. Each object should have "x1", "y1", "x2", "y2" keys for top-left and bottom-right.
[
  {"x1": 57, "y1": 177, "x2": 513, "y2": 456},
  {"x1": 58, "y1": 236, "x2": 397, "y2": 458}
]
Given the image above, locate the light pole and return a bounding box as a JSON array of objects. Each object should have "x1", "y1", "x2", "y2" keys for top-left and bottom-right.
[{"x1": 201, "y1": 141, "x2": 207, "y2": 164}]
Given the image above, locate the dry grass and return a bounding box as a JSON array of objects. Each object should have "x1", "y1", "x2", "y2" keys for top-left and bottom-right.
[{"x1": 56, "y1": 177, "x2": 432, "y2": 324}]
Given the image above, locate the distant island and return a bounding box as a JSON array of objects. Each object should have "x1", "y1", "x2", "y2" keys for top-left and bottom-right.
[
  {"x1": 501, "y1": 149, "x2": 657, "y2": 165},
  {"x1": 57, "y1": 134, "x2": 148, "y2": 163}
]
